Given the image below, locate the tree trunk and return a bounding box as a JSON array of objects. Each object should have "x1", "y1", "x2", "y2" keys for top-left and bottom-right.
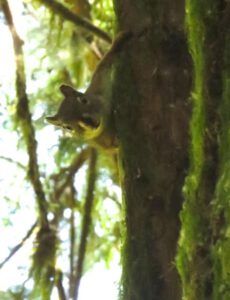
[
  {"x1": 177, "y1": 1, "x2": 230, "y2": 300},
  {"x1": 113, "y1": 1, "x2": 192, "y2": 299}
]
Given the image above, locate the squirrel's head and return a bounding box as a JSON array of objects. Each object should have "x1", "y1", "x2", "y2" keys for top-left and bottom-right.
[{"x1": 46, "y1": 85, "x2": 101, "y2": 138}]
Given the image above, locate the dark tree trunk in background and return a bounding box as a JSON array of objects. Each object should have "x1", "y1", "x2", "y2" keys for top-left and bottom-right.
[{"x1": 113, "y1": 1, "x2": 192, "y2": 299}]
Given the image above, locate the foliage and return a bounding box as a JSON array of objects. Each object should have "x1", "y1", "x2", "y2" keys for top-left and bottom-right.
[
  {"x1": 0, "y1": 0, "x2": 120, "y2": 299},
  {"x1": 1, "y1": 0, "x2": 229, "y2": 299}
]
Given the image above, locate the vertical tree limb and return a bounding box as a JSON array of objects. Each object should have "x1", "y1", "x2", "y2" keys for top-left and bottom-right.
[
  {"x1": 1, "y1": 0, "x2": 49, "y2": 227},
  {"x1": 73, "y1": 148, "x2": 98, "y2": 300},
  {"x1": 69, "y1": 183, "x2": 77, "y2": 299},
  {"x1": 56, "y1": 270, "x2": 67, "y2": 300}
]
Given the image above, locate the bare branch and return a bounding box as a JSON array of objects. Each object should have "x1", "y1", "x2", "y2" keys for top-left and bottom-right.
[
  {"x1": 0, "y1": 155, "x2": 26, "y2": 171},
  {"x1": 0, "y1": 221, "x2": 38, "y2": 269},
  {"x1": 73, "y1": 148, "x2": 98, "y2": 300},
  {"x1": 1, "y1": 0, "x2": 49, "y2": 227},
  {"x1": 54, "y1": 147, "x2": 91, "y2": 200},
  {"x1": 56, "y1": 270, "x2": 67, "y2": 300},
  {"x1": 38, "y1": 0, "x2": 112, "y2": 43},
  {"x1": 69, "y1": 184, "x2": 77, "y2": 298}
]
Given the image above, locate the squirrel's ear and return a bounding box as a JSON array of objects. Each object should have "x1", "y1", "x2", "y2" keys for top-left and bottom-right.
[
  {"x1": 59, "y1": 84, "x2": 75, "y2": 96},
  {"x1": 46, "y1": 115, "x2": 60, "y2": 126},
  {"x1": 60, "y1": 84, "x2": 82, "y2": 97}
]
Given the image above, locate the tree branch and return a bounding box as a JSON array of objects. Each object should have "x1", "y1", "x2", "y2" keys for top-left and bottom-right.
[
  {"x1": 0, "y1": 221, "x2": 38, "y2": 269},
  {"x1": 73, "y1": 148, "x2": 98, "y2": 300},
  {"x1": 0, "y1": 156, "x2": 26, "y2": 171},
  {"x1": 1, "y1": 0, "x2": 49, "y2": 227},
  {"x1": 53, "y1": 147, "x2": 91, "y2": 200},
  {"x1": 69, "y1": 184, "x2": 77, "y2": 299},
  {"x1": 51, "y1": 148, "x2": 91, "y2": 298},
  {"x1": 38, "y1": 0, "x2": 112, "y2": 43},
  {"x1": 56, "y1": 270, "x2": 67, "y2": 300}
]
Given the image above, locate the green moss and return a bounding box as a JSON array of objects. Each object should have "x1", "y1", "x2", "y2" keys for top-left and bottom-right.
[
  {"x1": 177, "y1": 2, "x2": 230, "y2": 300},
  {"x1": 176, "y1": 1, "x2": 222, "y2": 299},
  {"x1": 185, "y1": 0, "x2": 206, "y2": 184},
  {"x1": 176, "y1": 1, "x2": 206, "y2": 298},
  {"x1": 211, "y1": 29, "x2": 230, "y2": 300},
  {"x1": 32, "y1": 226, "x2": 57, "y2": 300}
]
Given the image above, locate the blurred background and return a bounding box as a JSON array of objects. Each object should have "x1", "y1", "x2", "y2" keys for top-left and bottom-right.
[{"x1": 0, "y1": 0, "x2": 121, "y2": 299}]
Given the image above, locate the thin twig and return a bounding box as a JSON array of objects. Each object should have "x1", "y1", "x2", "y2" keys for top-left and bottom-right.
[
  {"x1": 52, "y1": 148, "x2": 91, "y2": 298},
  {"x1": 2, "y1": 0, "x2": 49, "y2": 227},
  {"x1": 69, "y1": 184, "x2": 77, "y2": 299},
  {"x1": 0, "y1": 155, "x2": 26, "y2": 171},
  {"x1": 0, "y1": 221, "x2": 38, "y2": 269},
  {"x1": 54, "y1": 147, "x2": 91, "y2": 200},
  {"x1": 38, "y1": 0, "x2": 112, "y2": 43},
  {"x1": 73, "y1": 148, "x2": 98, "y2": 300},
  {"x1": 56, "y1": 270, "x2": 67, "y2": 300}
]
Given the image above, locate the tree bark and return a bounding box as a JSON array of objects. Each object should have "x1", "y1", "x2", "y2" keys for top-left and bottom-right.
[
  {"x1": 177, "y1": 1, "x2": 230, "y2": 299},
  {"x1": 113, "y1": 1, "x2": 192, "y2": 299}
]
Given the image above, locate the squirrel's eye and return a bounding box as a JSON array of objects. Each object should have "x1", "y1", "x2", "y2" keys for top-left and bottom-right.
[
  {"x1": 81, "y1": 114, "x2": 100, "y2": 128},
  {"x1": 77, "y1": 97, "x2": 88, "y2": 104},
  {"x1": 81, "y1": 98, "x2": 88, "y2": 104},
  {"x1": 64, "y1": 125, "x2": 73, "y2": 131}
]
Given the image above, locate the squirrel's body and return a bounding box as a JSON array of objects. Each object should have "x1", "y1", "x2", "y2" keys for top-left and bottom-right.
[{"x1": 46, "y1": 31, "x2": 134, "y2": 150}]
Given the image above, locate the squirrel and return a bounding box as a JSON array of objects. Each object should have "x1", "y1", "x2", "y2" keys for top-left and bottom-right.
[{"x1": 46, "y1": 29, "x2": 145, "y2": 150}]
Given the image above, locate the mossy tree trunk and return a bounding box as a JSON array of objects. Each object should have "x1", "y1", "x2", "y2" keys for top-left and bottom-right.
[
  {"x1": 177, "y1": 1, "x2": 230, "y2": 300},
  {"x1": 113, "y1": 1, "x2": 192, "y2": 299}
]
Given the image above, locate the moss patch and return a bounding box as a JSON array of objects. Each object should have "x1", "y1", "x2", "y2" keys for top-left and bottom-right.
[
  {"x1": 176, "y1": 1, "x2": 206, "y2": 298},
  {"x1": 211, "y1": 25, "x2": 230, "y2": 300},
  {"x1": 177, "y1": 1, "x2": 230, "y2": 299}
]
